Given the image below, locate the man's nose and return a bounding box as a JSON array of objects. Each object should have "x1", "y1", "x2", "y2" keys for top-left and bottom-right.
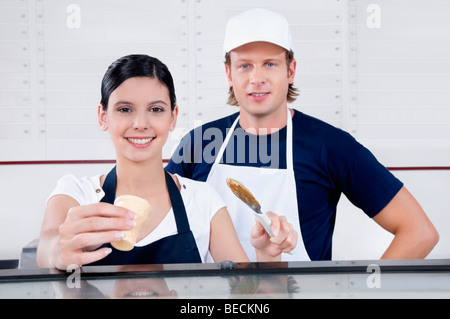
[{"x1": 250, "y1": 67, "x2": 266, "y2": 85}]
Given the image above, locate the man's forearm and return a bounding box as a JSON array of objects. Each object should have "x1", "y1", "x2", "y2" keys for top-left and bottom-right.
[{"x1": 380, "y1": 228, "x2": 439, "y2": 259}]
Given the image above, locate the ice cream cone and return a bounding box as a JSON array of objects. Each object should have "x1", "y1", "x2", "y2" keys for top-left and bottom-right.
[{"x1": 111, "y1": 195, "x2": 152, "y2": 251}]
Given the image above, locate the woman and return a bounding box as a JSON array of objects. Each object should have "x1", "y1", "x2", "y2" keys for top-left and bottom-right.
[{"x1": 37, "y1": 54, "x2": 297, "y2": 270}]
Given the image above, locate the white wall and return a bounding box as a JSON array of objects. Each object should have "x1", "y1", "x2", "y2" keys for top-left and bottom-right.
[
  {"x1": 0, "y1": 0, "x2": 449, "y2": 260},
  {"x1": 333, "y1": 169, "x2": 450, "y2": 260},
  {"x1": 0, "y1": 163, "x2": 115, "y2": 260}
]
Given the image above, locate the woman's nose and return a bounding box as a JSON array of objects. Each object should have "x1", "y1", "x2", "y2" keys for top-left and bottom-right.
[{"x1": 132, "y1": 112, "x2": 149, "y2": 130}]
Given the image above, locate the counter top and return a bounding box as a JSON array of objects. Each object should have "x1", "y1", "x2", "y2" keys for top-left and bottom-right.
[{"x1": 1, "y1": 259, "x2": 449, "y2": 299}]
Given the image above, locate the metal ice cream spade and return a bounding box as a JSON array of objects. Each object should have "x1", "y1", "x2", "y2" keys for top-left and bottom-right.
[
  {"x1": 226, "y1": 178, "x2": 294, "y2": 256},
  {"x1": 226, "y1": 178, "x2": 275, "y2": 237}
]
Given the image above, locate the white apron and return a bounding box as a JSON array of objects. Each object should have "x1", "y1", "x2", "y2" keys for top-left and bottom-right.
[{"x1": 206, "y1": 110, "x2": 310, "y2": 261}]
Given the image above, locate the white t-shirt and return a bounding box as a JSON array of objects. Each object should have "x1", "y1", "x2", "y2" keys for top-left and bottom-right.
[{"x1": 47, "y1": 173, "x2": 225, "y2": 263}]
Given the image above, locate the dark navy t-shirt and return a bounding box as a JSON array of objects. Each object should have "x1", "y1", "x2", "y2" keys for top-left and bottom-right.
[{"x1": 166, "y1": 110, "x2": 403, "y2": 260}]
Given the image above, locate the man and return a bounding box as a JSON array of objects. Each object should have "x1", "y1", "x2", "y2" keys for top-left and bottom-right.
[{"x1": 166, "y1": 8, "x2": 438, "y2": 261}]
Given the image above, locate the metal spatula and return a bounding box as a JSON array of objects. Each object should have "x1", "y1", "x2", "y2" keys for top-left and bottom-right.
[{"x1": 226, "y1": 178, "x2": 275, "y2": 237}]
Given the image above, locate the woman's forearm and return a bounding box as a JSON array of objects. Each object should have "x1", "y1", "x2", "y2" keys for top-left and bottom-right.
[{"x1": 36, "y1": 229, "x2": 59, "y2": 268}]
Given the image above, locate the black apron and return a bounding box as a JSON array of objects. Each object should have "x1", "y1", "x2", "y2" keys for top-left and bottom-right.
[{"x1": 89, "y1": 166, "x2": 202, "y2": 265}]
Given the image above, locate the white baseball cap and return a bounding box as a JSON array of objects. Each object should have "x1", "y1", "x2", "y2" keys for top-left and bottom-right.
[{"x1": 223, "y1": 8, "x2": 293, "y2": 55}]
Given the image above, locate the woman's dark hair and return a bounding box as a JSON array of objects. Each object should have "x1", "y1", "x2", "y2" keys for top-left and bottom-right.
[{"x1": 100, "y1": 54, "x2": 177, "y2": 111}]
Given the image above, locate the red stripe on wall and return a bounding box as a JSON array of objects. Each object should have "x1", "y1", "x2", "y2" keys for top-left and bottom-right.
[
  {"x1": 0, "y1": 160, "x2": 448, "y2": 170},
  {"x1": 0, "y1": 160, "x2": 117, "y2": 165},
  {"x1": 387, "y1": 167, "x2": 450, "y2": 171}
]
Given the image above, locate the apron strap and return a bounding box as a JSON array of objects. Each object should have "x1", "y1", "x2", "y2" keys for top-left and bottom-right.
[
  {"x1": 286, "y1": 108, "x2": 294, "y2": 172},
  {"x1": 100, "y1": 166, "x2": 117, "y2": 204},
  {"x1": 213, "y1": 115, "x2": 240, "y2": 165},
  {"x1": 164, "y1": 170, "x2": 191, "y2": 234}
]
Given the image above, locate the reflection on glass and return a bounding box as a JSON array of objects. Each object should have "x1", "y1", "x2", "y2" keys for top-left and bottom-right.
[
  {"x1": 53, "y1": 264, "x2": 299, "y2": 299},
  {"x1": 111, "y1": 265, "x2": 178, "y2": 299},
  {"x1": 228, "y1": 275, "x2": 299, "y2": 298}
]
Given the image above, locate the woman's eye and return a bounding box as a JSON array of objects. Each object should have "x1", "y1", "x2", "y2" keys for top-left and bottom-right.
[
  {"x1": 118, "y1": 107, "x2": 132, "y2": 113},
  {"x1": 150, "y1": 106, "x2": 164, "y2": 113}
]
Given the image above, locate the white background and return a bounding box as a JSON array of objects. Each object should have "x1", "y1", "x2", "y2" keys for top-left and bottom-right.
[{"x1": 0, "y1": 0, "x2": 449, "y2": 261}]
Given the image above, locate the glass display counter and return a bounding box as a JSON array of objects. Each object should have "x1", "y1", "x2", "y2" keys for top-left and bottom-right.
[{"x1": 0, "y1": 259, "x2": 449, "y2": 300}]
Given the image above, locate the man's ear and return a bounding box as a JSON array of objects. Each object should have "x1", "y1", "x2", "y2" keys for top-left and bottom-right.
[
  {"x1": 288, "y1": 58, "x2": 297, "y2": 85},
  {"x1": 225, "y1": 63, "x2": 233, "y2": 87},
  {"x1": 98, "y1": 104, "x2": 108, "y2": 131}
]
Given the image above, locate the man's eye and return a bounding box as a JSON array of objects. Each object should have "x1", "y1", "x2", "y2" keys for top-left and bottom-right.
[
  {"x1": 239, "y1": 64, "x2": 249, "y2": 69},
  {"x1": 266, "y1": 62, "x2": 275, "y2": 67}
]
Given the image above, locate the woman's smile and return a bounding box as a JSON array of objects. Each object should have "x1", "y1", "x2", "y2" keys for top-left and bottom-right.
[
  {"x1": 126, "y1": 137, "x2": 155, "y2": 144},
  {"x1": 125, "y1": 137, "x2": 155, "y2": 148}
]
